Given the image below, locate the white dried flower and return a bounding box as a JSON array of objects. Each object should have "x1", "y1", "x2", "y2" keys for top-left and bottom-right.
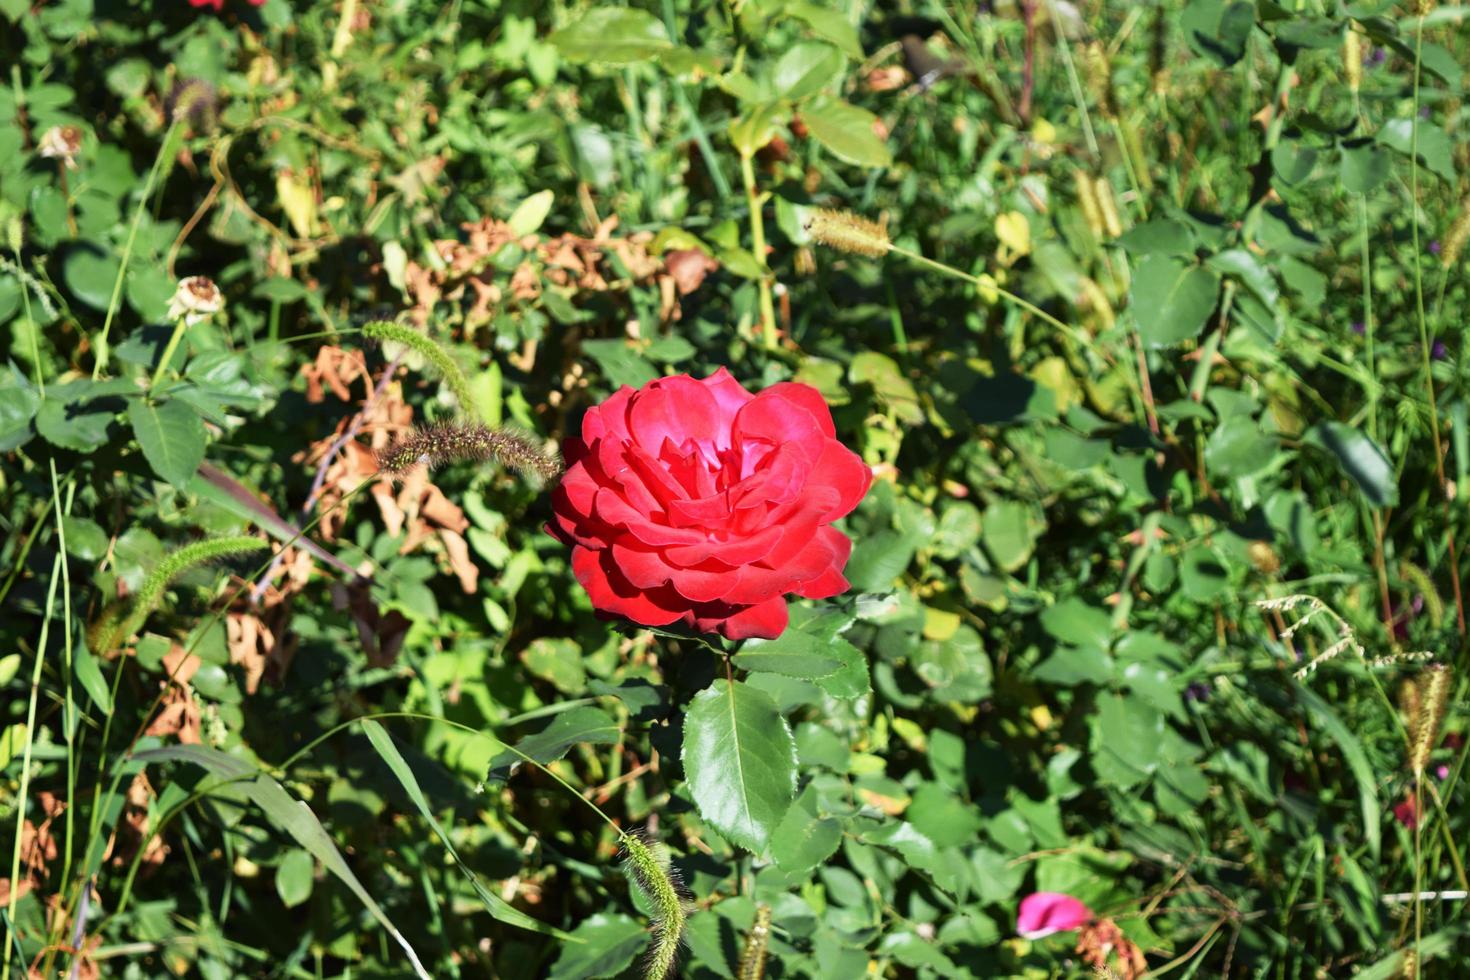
[
  {"x1": 167, "y1": 276, "x2": 223, "y2": 325},
  {"x1": 37, "y1": 125, "x2": 82, "y2": 169}
]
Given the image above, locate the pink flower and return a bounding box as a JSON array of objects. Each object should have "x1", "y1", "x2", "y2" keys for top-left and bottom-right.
[
  {"x1": 1017, "y1": 892, "x2": 1094, "y2": 939},
  {"x1": 1394, "y1": 796, "x2": 1420, "y2": 830}
]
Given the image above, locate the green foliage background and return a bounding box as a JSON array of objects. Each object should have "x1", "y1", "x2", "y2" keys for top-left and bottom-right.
[{"x1": 3, "y1": 0, "x2": 1470, "y2": 976}]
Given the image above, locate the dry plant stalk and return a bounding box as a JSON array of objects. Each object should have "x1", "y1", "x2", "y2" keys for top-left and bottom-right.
[{"x1": 1255, "y1": 595, "x2": 1433, "y2": 679}]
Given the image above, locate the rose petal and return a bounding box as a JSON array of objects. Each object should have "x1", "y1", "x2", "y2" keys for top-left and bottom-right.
[
  {"x1": 695, "y1": 596, "x2": 788, "y2": 640},
  {"x1": 699, "y1": 367, "x2": 755, "y2": 437},
  {"x1": 807, "y1": 440, "x2": 873, "y2": 520},
  {"x1": 732, "y1": 390, "x2": 829, "y2": 463},
  {"x1": 1016, "y1": 892, "x2": 1093, "y2": 940},
  {"x1": 581, "y1": 385, "x2": 636, "y2": 445},
  {"x1": 572, "y1": 547, "x2": 686, "y2": 628},
  {"x1": 759, "y1": 382, "x2": 837, "y2": 437},
  {"x1": 630, "y1": 376, "x2": 724, "y2": 456}
]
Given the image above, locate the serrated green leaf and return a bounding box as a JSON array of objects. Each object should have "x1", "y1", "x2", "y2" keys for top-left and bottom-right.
[{"x1": 682, "y1": 679, "x2": 796, "y2": 853}]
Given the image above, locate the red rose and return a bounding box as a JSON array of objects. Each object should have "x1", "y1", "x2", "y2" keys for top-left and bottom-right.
[{"x1": 549, "y1": 369, "x2": 871, "y2": 640}]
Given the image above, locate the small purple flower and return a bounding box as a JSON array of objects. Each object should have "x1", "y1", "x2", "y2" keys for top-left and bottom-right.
[
  {"x1": 1184, "y1": 682, "x2": 1211, "y2": 703},
  {"x1": 1433, "y1": 341, "x2": 1447, "y2": 360},
  {"x1": 1366, "y1": 47, "x2": 1387, "y2": 67},
  {"x1": 1420, "y1": 106, "x2": 1433, "y2": 120},
  {"x1": 1429, "y1": 240, "x2": 1442, "y2": 255},
  {"x1": 1352, "y1": 320, "x2": 1366, "y2": 335}
]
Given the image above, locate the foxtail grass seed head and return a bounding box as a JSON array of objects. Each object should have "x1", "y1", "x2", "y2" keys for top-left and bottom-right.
[
  {"x1": 804, "y1": 209, "x2": 891, "y2": 258},
  {"x1": 1410, "y1": 664, "x2": 1451, "y2": 777},
  {"x1": 1094, "y1": 177, "x2": 1123, "y2": 239},
  {"x1": 166, "y1": 78, "x2": 219, "y2": 130},
  {"x1": 1344, "y1": 29, "x2": 1362, "y2": 92},
  {"x1": 167, "y1": 276, "x2": 223, "y2": 326},
  {"x1": 96, "y1": 536, "x2": 270, "y2": 655},
  {"x1": 361, "y1": 320, "x2": 480, "y2": 417},
  {"x1": 1442, "y1": 200, "x2": 1470, "y2": 268},
  {"x1": 1074, "y1": 170, "x2": 1105, "y2": 238},
  {"x1": 737, "y1": 904, "x2": 772, "y2": 980},
  {"x1": 375, "y1": 422, "x2": 562, "y2": 482},
  {"x1": 620, "y1": 832, "x2": 689, "y2": 980}
]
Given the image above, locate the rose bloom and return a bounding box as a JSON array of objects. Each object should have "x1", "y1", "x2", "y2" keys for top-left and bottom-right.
[
  {"x1": 188, "y1": 0, "x2": 264, "y2": 9},
  {"x1": 549, "y1": 369, "x2": 871, "y2": 640}
]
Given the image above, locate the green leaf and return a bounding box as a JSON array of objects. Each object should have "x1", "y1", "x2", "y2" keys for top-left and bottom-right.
[
  {"x1": 769, "y1": 795, "x2": 842, "y2": 874},
  {"x1": 549, "y1": 8, "x2": 672, "y2": 65},
  {"x1": 733, "y1": 612, "x2": 869, "y2": 698},
  {"x1": 1130, "y1": 254, "x2": 1221, "y2": 347},
  {"x1": 785, "y1": 1, "x2": 863, "y2": 58},
  {"x1": 0, "y1": 380, "x2": 40, "y2": 452},
  {"x1": 34, "y1": 380, "x2": 130, "y2": 452},
  {"x1": 73, "y1": 641, "x2": 112, "y2": 714},
  {"x1": 1377, "y1": 118, "x2": 1455, "y2": 182},
  {"x1": 548, "y1": 914, "x2": 647, "y2": 980},
  {"x1": 801, "y1": 98, "x2": 891, "y2": 168},
  {"x1": 62, "y1": 243, "x2": 121, "y2": 311},
  {"x1": 1306, "y1": 421, "x2": 1397, "y2": 507},
  {"x1": 275, "y1": 848, "x2": 315, "y2": 908},
  {"x1": 1116, "y1": 218, "x2": 1196, "y2": 256},
  {"x1": 772, "y1": 42, "x2": 844, "y2": 101},
  {"x1": 362, "y1": 720, "x2": 575, "y2": 938},
  {"x1": 1091, "y1": 693, "x2": 1165, "y2": 789},
  {"x1": 246, "y1": 775, "x2": 431, "y2": 979},
  {"x1": 1181, "y1": 0, "x2": 1253, "y2": 67},
  {"x1": 981, "y1": 500, "x2": 1038, "y2": 572},
  {"x1": 521, "y1": 637, "x2": 587, "y2": 694},
  {"x1": 682, "y1": 679, "x2": 797, "y2": 853},
  {"x1": 507, "y1": 189, "x2": 555, "y2": 237},
  {"x1": 129, "y1": 397, "x2": 207, "y2": 488},
  {"x1": 1339, "y1": 139, "x2": 1391, "y2": 194},
  {"x1": 492, "y1": 706, "x2": 620, "y2": 774}
]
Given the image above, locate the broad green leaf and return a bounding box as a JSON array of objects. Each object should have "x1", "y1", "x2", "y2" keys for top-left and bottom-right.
[
  {"x1": 1091, "y1": 693, "x2": 1164, "y2": 789},
  {"x1": 548, "y1": 914, "x2": 647, "y2": 980},
  {"x1": 1116, "y1": 218, "x2": 1196, "y2": 256},
  {"x1": 1339, "y1": 139, "x2": 1391, "y2": 194},
  {"x1": 769, "y1": 795, "x2": 842, "y2": 874},
  {"x1": 507, "y1": 189, "x2": 555, "y2": 237},
  {"x1": 1307, "y1": 421, "x2": 1397, "y2": 507},
  {"x1": 62, "y1": 243, "x2": 121, "y2": 311},
  {"x1": 733, "y1": 612, "x2": 869, "y2": 698},
  {"x1": 549, "y1": 8, "x2": 671, "y2": 65},
  {"x1": 1130, "y1": 253, "x2": 1221, "y2": 347},
  {"x1": 129, "y1": 397, "x2": 206, "y2": 488},
  {"x1": 682, "y1": 679, "x2": 797, "y2": 853},
  {"x1": 801, "y1": 98, "x2": 891, "y2": 168},
  {"x1": 490, "y1": 706, "x2": 619, "y2": 775},
  {"x1": 0, "y1": 382, "x2": 39, "y2": 452},
  {"x1": 362, "y1": 720, "x2": 575, "y2": 938},
  {"x1": 275, "y1": 848, "x2": 314, "y2": 908},
  {"x1": 1181, "y1": 0, "x2": 1253, "y2": 67},
  {"x1": 35, "y1": 380, "x2": 130, "y2": 452},
  {"x1": 246, "y1": 775, "x2": 431, "y2": 979},
  {"x1": 1377, "y1": 118, "x2": 1455, "y2": 182},
  {"x1": 772, "y1": 42, "x2": 844, "y2": 101},
  {"x1": 785, "y1": 2, "x2": 863, "y2": 58}
]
